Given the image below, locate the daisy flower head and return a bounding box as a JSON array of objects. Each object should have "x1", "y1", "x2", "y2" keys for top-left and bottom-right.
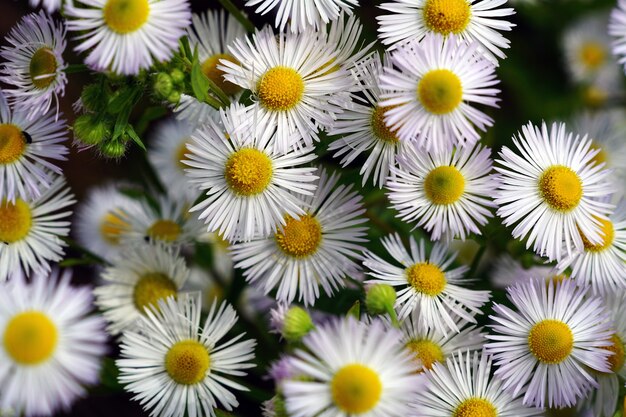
[
  {"x1": 283, "y1": 317, "x2": 423, "y2": 417},
  {"x1": 175, "y1": 9, "x2": 246, "y2": 126},
  {"x1": 319, "y1": 13, "x2": 375, "y2": 76},
  {"x1": 377, "y1": 0, "x2": 515, "y2": 62},
  {"x1": 0, "y1": 268, "x2": 107, "y2": 417},
  {"x1": 387, "y1": 141, "x2": 498, "y2": 241},
  {"x1": 230, "y1": 168, "x2": 368, "y2": 306},
  {"x1": 609, "y1": 0, "x2": 626, "y2": 74},
  {"x1": 65, "y1": 0, "x2": 192, "y2": 75},
  {"x1": 495, "y1": 121, "x2": 615, "y2": 262},
  {"x1": 0, "y1": 89, "x2": 68, "y2": 203},
  {"x1": 245, "y1": 0, "x2": 358, "y2": 33},
  {"x1": 0, "y1": 11, "x2": 67, "y2": 119},
  {"x1": 412, "y1": 350, "x2": 544, "y2": 417},
  {"x1": 379, "y1": 34, "x2": 500, "y2": 150},
  {"x1": 94, "y1": 242, "x2": 190, "y2": 335},
  {"x1": 184, "y1": 104, "x2": 318, "y2": 242},
  {"x1": 363, "y1": 233, "x2": 491, "y2": 332},
  {"x1": 117, "y1": 292, "x2": 256, "y2": 417},
  {"x1": 220, "y1": 26, "x2": 354, "y2": 152},
  {"x1": 485, "y1": 278, "x2": 614, "y2": 408},
  {"x1": 0, "y1": 174, "x2": 74, "y2": 282}
]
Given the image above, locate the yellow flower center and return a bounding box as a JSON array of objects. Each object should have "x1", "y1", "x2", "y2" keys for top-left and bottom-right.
[
  {"x1": 257, "y1": 66, "x2": 304, "y2": 111},
  {"x1": 418, "y1": 69, "x2": 463, "y2": 115},
  {"x1": 579, "y1": 42, "x2": 606, "y2": 70},
  {"x1": 528, "y1": 319, "x2": 574, "y2": 364},
  {"x1": 275, "y1": 214, "x2": 322, "y2": 258},
  {"x1": 589, "y1": 142, "x2": 608, "y2": 166},
  {"x1": 406, "y1": 339, "x2": 444, "y2": 371},
  {"x1": 453, "y1": 398, "x2": 497, "y2": 417},
  {"x1": 406, "y1": 263, "x2": 447, "y2": 296},
  {"x1": 538, "y1": 165, "x2": 583, "y2": 212},
  {"x1": 165, "y1": 339, "x2": 210, "y2": 385},
  {"x1": 3, "y1": 311, "x2": 58, "y2": 365},
  {"x1": 99, "y1": 210, "x2": 130, "y2": 245},
  {"x1": 201, "y1": 54, "x2": 242, "y2": 96},
  {"x1": 175, "y1": 140, "x2": 190, "y2": 170},
  {"x1": 331, "y1": 364, "x2": 382, "y2": 414},
  {"x1": 0, "y1": 124, "x2": 27, "y2": 165},
  {"x1": 583, "y1": 86, "x2": 608, "y2": 107},
  {"x1": 424, "y1": 166, "x2": 465, "y2": 205},
  {"x1": 224, "y1": 148, "x2": 273, "y2": 196},
  {"x1": 147, "y1": 219, "x2": 181, "y2": 242},
  {"x1": 29, "y1": 47, "x2": 57, "y2": 89},
  {"x1": 602, "y1": 334, "x2": 625, "y2": 373},
  {"x1": 0, "y1": 199, "x2": 32, "y2": 243},
  {"x1": 133, "y1": 272, "x2": 178, "y2": 313},
  {"x1": 371, "y1": 106, "x2": 400, "y2": 143},
  {"x1": 579, "y1": 217, "x2": 614, "y2": 252},
  {"x1": 423, "y1": 0, "x2": 471, "y2": 35},
  {"x1": 103, "y1": 0, "x2": 150, "y2": 34}
]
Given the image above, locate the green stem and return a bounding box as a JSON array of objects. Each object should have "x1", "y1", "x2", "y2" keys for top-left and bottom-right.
[
  {"x1": 60, "y1": 237, "x2": 108, "y2": 266},
  {"x1": 64, "y1": 64, "x2": 88, "y2": 74},
  {"x1": 217, "y1": 0, "x2": 256, "y2": 32},
  {"x1": 466, "y1": 244, "x2": 487, "y2": 278},
  {"x1": 206, "y1": 78, "x2": 231, "y2": 107}
]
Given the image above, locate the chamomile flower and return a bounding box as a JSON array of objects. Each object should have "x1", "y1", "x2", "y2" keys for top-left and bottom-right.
[
  {"x1": 609, "y1": 0, "x2": 626, "y2": 74},
  {"x1": 0, "y1": 11, "x2": 67, "y2": 119},
  {"x1": 65, "y1": 0, "x2": 192, "y2": 75},
  {"x1": 94, "y1": 243, "x2": 190, "y2": 335},
  {"x1": 0, "y1": 269, "x2": 107, "y2": 417},
  {"x1": 184, "y1": 104, "x2": 318, "y2": 242},
  {"x1": 174, "y1": 9, "x2": 245, "y2": 125},
  {"x1": 485, "y1": 279, "x2": 614, "y2": 408},
  {"x1": 220, "y1": 26, "x2": 353, "y2": 152},
  {"x1": 0, "y1": 89, "x2": 68, "y2": 203},
  {"x1": 117, "y1": 293, "x2": 256, "y2": 417},
  {"x1": 412, "y1": 351, "x2": 544, "y2": 417},
  {"x1": 379, "y1": 34, "x2": 500, "y2": 150},
  {"x1": 283, "y1": 317, "x2": 423, "y2": 417},
  {"x1": 0, "y1": 174, "x2": 74, "y2": 282},
  {"x1": 245, "y1": 0, "x2": 358, "y2": 33},
  {"x1": 230, "y1": 169, "x2": 368, "y2": 306},
  {"x1": 377, "y1": 0, "x2": 515, "y2": 62},
  {"x1": 494, "y1": 121, "x2": 615, "y2": 262},
  {"x1": 363, "y1": 233, "x2": 491, "y2": 332},
  {"x1": 387, "y1": 142, "x2": 498, "y2": 241}
]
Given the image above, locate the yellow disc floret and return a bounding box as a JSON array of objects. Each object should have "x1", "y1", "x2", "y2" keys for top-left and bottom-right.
[
  {"x1": 201, "y1": 54, "x2": 242, "y2": 96},
  {"x1": 589, "y1": 142, "x2": 608, "y2": 166},
  {"x1": 418, "y1": 69, "x2": 463, "y2": 115},
  {"x1": 275, "y1": 214, "x2": 322, "y2": 258},
  {"x1": 165, "y1": 339, "x2": 210, "y2": 385},
  {"x1": 538, "y1": 165, "x2": 583, "y2": 212},
  {"x1": 579, "y1": 217, "x2": 614, "y2": 253},
  {"x1": 29, "y1": 47, "x2": 57, "y2": 89},
  {"x1": 371, "y1": 106, "x2": 400, "y2": 143},
  {"x1": 602, "y1": 334, "x2": 625, "y2": 373},
  {"x1": 331, "y1": 364, "x2": 382, "y2": 414},
  {"x1": 406, "y1": 339, "x2": 445, "y2": 371},
  {"x1": 175, "y1": 140, "x2": 190, "y2": 170},
  {"x1": 224, "y1": 148, "x2": 273, "y2": 196},
  {"x1": 0, "y1": 199, "x2": 32, "y2": 243},
  {"x1": 424, "y1": 166, "x2": 465, "y2": 205},
  {"x1": 147, "y1": 219, "x2": 181, "y2": 242},
  {"x1": 100, "y1": 210, "x2": 130, "y2": 245},
  {"x1": 579, "y1": 42, "x2": 606, "y2": 70},
  {"x1": 3, "y1": 311, "x2": 58, "y2": 365},
  {"x1": 103, "y1": 0, "x2": 150, "y2": 34},
  {"x1": 406, "y1": 263, "x2": 447, "y2": 296},
  {"x1": 528, "y1": 319, "x2": 574, "y2": 364},
  {"x1": 0, "y1": 124, "x2": 27, "y2": 165},
  {"x1": 257, "y1": 67, "x2": 304, "y2": 111},
  {"x1": 133, "y1": 272, "x2": 178, "y2": 313},
  {"x1": 423, "y1": 0, "x2": 471, "y2": 36},
  {"x1": 453, "y1": 398, "x2": 497, "y2": 417}
]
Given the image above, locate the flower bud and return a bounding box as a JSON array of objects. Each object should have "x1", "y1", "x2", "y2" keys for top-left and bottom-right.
[
  {"x1": 73, "y1": 114, "x2": 111, "y2": 145},
  {"x1": 365, "y1": 284, "x2": 397, "y2": 316},
  {"x1": 153, "y1": 72, "x2": 174, "y2": 99}
]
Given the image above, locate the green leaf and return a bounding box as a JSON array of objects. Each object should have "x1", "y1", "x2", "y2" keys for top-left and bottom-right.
[
  {"x1": 58, "y1": 258, "x2": 98, "y2": 267},
  {"x1": 191, "y1": 51, "x2": 210, "y2": 103},
  {"x1": 179, "y1": 35, "x2": 193, "y2": 60},
  {"x1": 347, "y1": 300, "x2": 360, "y2": 319},
  {"x1": 125, "y1": 125, "x2": 146, "y2": 151}
]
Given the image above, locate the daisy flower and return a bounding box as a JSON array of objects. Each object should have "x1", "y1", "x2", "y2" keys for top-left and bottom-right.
[
  {"x1": 29, "y1": 0, "x2": 63, "y2": 13},
  {"x1": 490, "y1": 254, "x2": 565, "y2": 289},
  {"x1": 0, "y1": 269, "x2": 107, "y2": 417},
  {"x1": 230, "y1": 168, "x2": 368, "y2": 306},
  {"x1": 363, "y1": 233, "x2": 491, "y2": 332},
  {"x1": 94, "y1": 242, "x2": 190, "y2": 335},
  {"x1": 245, "y1": 0, "x2": 358, "y2": 33},
  {"x1": 377, "y1": 0, "x2": 515, "y2": 62},
  {"x1": 0, "y1": 89, "x2": 68, "y2": 203},
  {"x1": 387, "y1": 141, "x2": 498, "y2": 241},
  {"x1": 283, "y1": 317, "x2": 423, "y2": 417},
  {"x1": 379, "y1": 34, "x2": 500, "y2": 150},
  {"x1": 0, "y1": 11, "x2": 67, "y2": 119},
  {"x1": 65, "y1": 0, "x2": 192, "y2": 75},
  {"x1": 117, "y1": 293, "x2": 256, "y2": 417},
  {"x1": 485, "y1": 279, "x2": 614, "y2": 408},
  {"x1": 175, "y1": 9, "x2": 246, "y2": 126},
  {"x1": 412, "y1": 351, "x2": 544, "y2": 417},
  {"x1": 319, "y1": 13, "x2": 375, "y2": 75},
  {"x1": 220, "y1": 26, "x2": 353, "y2": 152},
  {"x1": 609, "y1": 0, "x2": 626, "y2": 74},
  {"x1": 0, "y1": 174, "x2": 74, "y2": 282},
  {"x1": 494, "y1": 121, "x2": 615, "y2": 262},
  {"x1": 184, "y1": 104, "x2": 318, "y2": 242}
]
